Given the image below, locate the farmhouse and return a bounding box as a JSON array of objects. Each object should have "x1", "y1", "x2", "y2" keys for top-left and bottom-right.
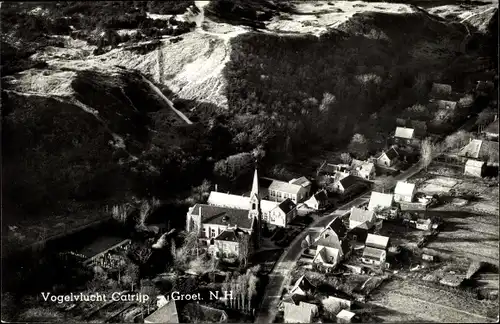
[
  {"x1": 268, "y1": 180, "x2": 309, "y2": 203},
  {"x1": 458, "y1": 139, "x2": 499, "y2": 162},
  {"x1": 394, "y1": 181, "x2": 416, "y2": 203},
  {"x1": 368, "y1": 192, "x2": 394, "y2": 212},
  {"x1": 350, "y1": 159, "x2": 376, "y2": 180},
  {"x1": 283, "y1": 301, "x2": 318, "y2": 323},
  {"x1": 361, "y1": 234, "x2": 390, "y2": 266},
  {"x1": 290, "y1": 276, "x2": 315, "y2": 296},
  {"x1": 464, "y1": 159, "x2": 486, "y2": 177},
  {"x1": 394, "y1": 127, "x2": 416, "y2": 145},
  {"x1": 377, "y1": 147, "x2": 400, "y2": 168},
  {"x1": 349, "y1": 207, "x2": 376, "y2": 230},
  {"x1": 304, "y1": 190, "x2": 329, "y2": 210}
]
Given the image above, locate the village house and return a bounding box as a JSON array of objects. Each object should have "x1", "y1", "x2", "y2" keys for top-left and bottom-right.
[
  {"x1": 368, "y1": 192, "x2": 394, "y2": 212},
  {"x1": 304, "y1": 190, "x2": 329, "y2": 210},
  {"x1": 464, "y1": 159, "x2": 486, "y2": 177},
  {"x1": 210, "y1": 228, "x2": 250, "y2": 259},
  {"x1": 394, "y1": 127, "x2": 417, "y2": 146},
  {"x1": 337, "y1": 309, "x2": 356, "y2": 323},
  {"x1": 268, "y1": 180, "x2": 309, "y2": 204},
  {"x1": 144, "y1": 299, "x2": 179, "y2": 323},
  {"x1": 459, "y1": 139, "x2": 499, "y2": 162},
  {"x1": 350, "y1": 159, "x2": 376, "y2": 180},
  {"x1": 283, "y1": 301, "x2": 319, "y2": 323},
  {"x1": 290, "y1": 276, "x2": 315, "y2": 296},
  {"x1": 312, "y1": 217, "x2": 350, "y2": 268},
  {"x1": 289, "y1": 176, "x2": 312, "y2": 196},
  {"x1": 349, "y1": 207, "x2": 376, "y2": 230},
  {"x1": 394, "y1": 181, "x2": 417, "y2": 203},
  {"x1": 482, "y1": 116, "x2": 498, "y2": 141},
  {"x1": 318, "y1": 162, "x2": 350, "y2": 178},
  {"x1": 332, "y1": 175, "x2": 363, "y2": 195},
  {"x1": 361, "y1": 234, "x2": 390, "y2": 266},
  {"x1": 376, "y1": 147, "x2": 400, "y2": 168}
]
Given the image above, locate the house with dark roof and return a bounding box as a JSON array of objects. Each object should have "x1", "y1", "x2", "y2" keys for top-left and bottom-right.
[
  {"x1": 211, "y1": 228, "x2": 251, "y2": 259},
  {"x1": 265, "y1": 198, "x2": 298, "y2": 227},
  {"x1": 349, "y1": 207, "x2": 376, "y2": 230},
  {"x1": 377, "y1": 147, "x2": 400, "y2": 168},
  {"x1": 269, "y1": 180, "x2": 309, "y2": 204},
  {"x1": 318, "y1": 162, "x2": 350, "y2": 177},
  {"x1": 333, "y1": 175, "x2": 362, "y2": 195},
  {"x1": 304, "y1": 190, "x2": 329, "y2": 210},
  {"x1": 323, "y1": 216, "x2": 348, "y2": 239}
]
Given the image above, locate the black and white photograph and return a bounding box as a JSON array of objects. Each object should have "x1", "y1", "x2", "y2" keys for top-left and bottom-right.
[{"x1": 1, "y1": 0, "x2": 499, "y2": 322}]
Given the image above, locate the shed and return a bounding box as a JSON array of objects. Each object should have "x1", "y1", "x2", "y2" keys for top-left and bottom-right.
[
  {"x1": 395, "y1": 127, "x2": 415, "y2": 140},
  {"x1": 337, "y1": 309, "x2": 356, "y2": 323},
  {"x1": 394, "y1": 181, "x2": 416, "y2": 203},
  {"x1": 464, "y1": 159, "x2": 485, "y2": 177},
  {"x1": 365, "y1": 233, "x2": 389, "y2": 250},
  {"x1": 368, "y1": 192, "x2": 394, "y2": 211}
]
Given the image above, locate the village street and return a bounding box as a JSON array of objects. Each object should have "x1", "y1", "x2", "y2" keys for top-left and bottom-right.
[{"x1": 254, "y1": 161, "x2": 425, "y2": 323}]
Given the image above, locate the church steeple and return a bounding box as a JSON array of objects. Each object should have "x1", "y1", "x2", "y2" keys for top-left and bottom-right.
[{"x1": 250, "y1": 167, "x2": 259, "y2": 199}]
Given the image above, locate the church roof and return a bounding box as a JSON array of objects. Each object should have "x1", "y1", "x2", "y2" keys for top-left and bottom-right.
[{"x1": 191, "y1": 204, "x2": 253, "y2": 229}]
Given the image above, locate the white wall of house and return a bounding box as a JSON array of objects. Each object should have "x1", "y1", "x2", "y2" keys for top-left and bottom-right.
[
  {"x1": 269, "y1": 187, "x2": 309, "y2": 203},
  {"x1": 394, "y1": 193, "x2": 413, "y2": 203},
  {"x1": 464, "y1": 166, "x2": 483, "y2": 177},
  {"x1": 349, "y1": 220, "x2": 369, "y2": 229},
  {"x1": 377, "y1": 154, "x2": 393, "y2": 167},
  {"x1": 214, "y1": 240, "x2": 239, "y2": 258}
]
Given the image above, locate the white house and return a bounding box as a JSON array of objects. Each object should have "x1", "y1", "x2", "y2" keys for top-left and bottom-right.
[
  {"x1": 367, "y1": 192, "x2": 394, "y2": 211},
  {"x1": 349, "y1": 207, "x2": 376, "y2": 230},
  {"x1": 313, "y1": 246, "x2": 342, "y2": 268},
  {"x1": 350, "y1": 159, "x2": 376, "y2": 180},
  {"x1": 394, "y1": 127, "x2": 415, "y2": 145},
  {"x1": 394, "y1": 181, "x2": 416, "y2": 203},
  {"x1": 304, "y1": 190, "x2": 328, "y2": 210},
  {"x1": 361, "y1": 234, "x2": 390, "y2": 266},
  {"x1": 289, "y1": 176, "x2": 312, "y2": 197},
  {"x1": 269, "y1": 180, "x2": 309, "y2": 203},
  {"x1": 464, "y1": 159, "x2": 485, "y2": 178},
  {"x1": 284, "y1": 301, "x2": 318, "y2": 323},
  {"x1": 377, "y1": 147, "x2": 400, "y2": 168}
]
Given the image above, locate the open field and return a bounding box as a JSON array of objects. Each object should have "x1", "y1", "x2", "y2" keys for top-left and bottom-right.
[{"x1": 369, "y1": 278, "x2": 499, "y2": 322}]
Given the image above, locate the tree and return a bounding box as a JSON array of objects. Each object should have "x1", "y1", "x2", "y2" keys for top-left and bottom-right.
[
  {"x1": 420, "y1": 138, "x2": 437, "y2": 171},
  {"x1": 340, "y1": 152, "x2": 352, "y2": 164},
  {"x1": 476, "y1": 109, "x2": 496, "y2": 133},
  {"x1": 246, "y1": 270, "x2": 258, "y2": 313},
  {"x1": 122, "y1": 263, "x2": 140, "y2": 291},
  {"x1": 348, "y1": 133, "x2": 369, "y2": 159},
  {"x1": 319, "y1": 92, "x2": 336, "y2": 113},
  {"x1": 444, "y1": 130, "x2": 472, "y2": 150}
]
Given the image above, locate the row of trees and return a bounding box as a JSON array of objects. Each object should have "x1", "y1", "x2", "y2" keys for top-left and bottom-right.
[{"x1": 221, "y1": 269, "x2": 259, "y2": 313}]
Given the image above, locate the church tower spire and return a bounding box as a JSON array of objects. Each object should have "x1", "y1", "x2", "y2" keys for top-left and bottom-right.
[
  {"x1": 250, "y1": 167, "x2": 259, "y2": 199},
  {"x1": 249, "y1": 163, "x2": 262, "y2": 249}
]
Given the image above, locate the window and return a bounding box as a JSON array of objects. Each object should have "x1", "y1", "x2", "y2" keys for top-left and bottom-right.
[
  {"x1": 277, "y1": 192, "x2": 282, "y2": 198},
  {"x1": 211, "y1": 228, "x2": 216, "y2": 237},
  {"x1": 202, "y1": 228, "x2": 207, "y2": 238},
  {"x1": 270, "y1": 190, "x2": 275, "y2": 196}
]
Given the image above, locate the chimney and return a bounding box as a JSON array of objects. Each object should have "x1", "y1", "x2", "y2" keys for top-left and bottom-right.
[{"x1": 199, "y1": 206, "x2": 202, "y2": 217}]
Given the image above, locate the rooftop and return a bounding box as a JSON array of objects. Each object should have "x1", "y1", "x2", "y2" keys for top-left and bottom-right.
[
  {"x1": 465, "y1": 159, "x2": 486, "y2": 168},
  {"x1": 269, "y1": 180, "x2": 304, "y2": 195},
  {"x1": 339, "y1": 175, "x2": 359, "y2": 190},
  {"x1": 337, "y1": 309, "x2": 356, "y2": 321},
  {"x1": 395, "y1": 127, "x2": 415, "y2": 139},
  {"x1": 144, "y1": 299, "x2": 179, "y2": 323},
  {"x1": 191, "y1": 204, "x2": 253, "y2": 229},
  {"x1": 314, "y1": 246, "x2": 341, "y2": 265},
  {"x1": 394, "y1": 181, "x2": 416, "y2": 197},
  {"x1": 283, "y1": 301, "x2": 318, "y2": 323},
  {"x1": 182, "y1": 303, "x2": 227, "y2": 323},
  {"x1": 291, "y1": 275, "x2": 315, "y2": 294},
  {"x1": 459, "y1": 139, "x2": 498, "y2": 160},
  {"x1": 484, "y1": 119, "x2": 499, "y2": 136},
  {"x1": 368, "y1": 192, "x2": 394, "y2": 211},
  {"x1": 214, "y1": 228, "x2": 248, "y2": 242},
  {"x1": 350, "y1": 207, "x2": 375, "y2": 223},
  {"x1": 380, "y1": 147, "x2": 399, "y2": 161},
  {"x1": 277, "y1": 198, "x2": 296, "y2": 214},
  {"x1": 365, "y1": 233, "x2": 389, "y2": 249},
  {"x1": 289, "y1": 176, "x2": 312, "y2": 187},
  {"x1": 362, "y1": 246, "x2": 386, "y2": 261}
]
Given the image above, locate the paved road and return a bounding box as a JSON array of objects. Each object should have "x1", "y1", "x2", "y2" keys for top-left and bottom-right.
[{"x1": 254, "y1": 161, "x2": 425, "y2": 323}]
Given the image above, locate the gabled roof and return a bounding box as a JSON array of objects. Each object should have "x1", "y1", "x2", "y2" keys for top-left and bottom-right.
[
  {"x1": 269, "y1": 180, "x2": 303, "y2": 195},
  {"x1": 259, "y1": 177, "x2": 274, "y2": 188},
  {"x1": 350, "y1": 207, "x2": 375, "y2": 224},
  {"x1": 320, "y1": 163, "x2": 338, "y2": 174},
  {"x1": 339, "y1": 175, "x2": 359, "y2": 190},
  {"x1": 465, "y1": 159, "x2": 485, "y2": 168},
  {"x1": 208, "y1": 191, "x2": 250, "y2": 210},
  {"x1": 290, "y1": 176, "x2": 312, "y2": 187},
  {"x1": 484, "y1": 119, "x2": 499, "y2": 136},
  {"x1": 312, "y1": 190, "x2": 328, "y2": 202},
  {"x1": 351, "y1": 159, "x2": 375, "y2": 174},
  {"x1": 283, "y1": 302, "x2": 318, "y2": 323},
  {"x1": 291, "y1": 275, "x2": 315, "y2": 294},
  {"x1": 362, "y1": 246, "x2": 385, "y2": 261},
  {"x1": 394, "y1": 181, "x2": 416, "y2": 197},
  {"x1": 365, "y1": 233, "x2": 389, "y2": 249},
  {"x1": 144, "y1": 299, "x2": 179, "y2": 323},
  {"x1": 182, "y1": 303, "x2": 227, "y2": 323},
  {"x1": 368, "y1": 192, "x2": 394, "y2": 211},
  {"x1": 276, "y1": 198, "x2": 296, "y2": 214},
  {"x1": 353, "y1": 221, "x2": 371, "y2": 230},
  {"x1": 379, "y1": 147, "x2": 399, "y2": 161},
  {"x1": 282, "y1": 294, "x2": 309, "y2": 305},
  {"x1": 214, "y1": 228, "x2": 248, "y2": 242},
  {"x1": 316, "y1": 229, "x2": 342, "y2": 250},
  {"x1": 395, "y1": 127, "x2": 414, "y2": 139},
  {"x1": 459, "y1": 139, "x2": 498, "y2": 160},
  {"x1": 191, "y1": 204, "x2": 253, "y2": 229},
  {"x1": 314, "y1": 246, "x2": 341, "y2": 265},
  {"x1": 324, "y1": 216, "x2": 347, "y2": 238}
]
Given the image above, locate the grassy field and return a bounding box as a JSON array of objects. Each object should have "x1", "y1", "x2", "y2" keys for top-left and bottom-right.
[{"x1": 369, "y1": 278, "x2": 498, "y2": 322}]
